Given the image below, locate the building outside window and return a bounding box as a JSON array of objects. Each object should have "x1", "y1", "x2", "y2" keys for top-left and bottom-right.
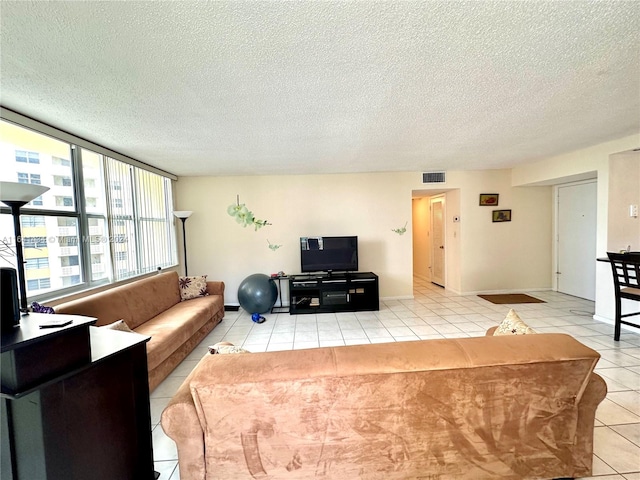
[
  {"x1": 52, "y1": 156, "x2": 71, "y2": 167},
  {"x1": 26, "y1": 257, "x2": 49, "y2": 269},
  {"x1": 1, "y1": 116, "x2": 177, "y2": 301},
  {"x1": 54, "y1": 175, "x2": 72, "y2": 187},
  {"x1": 27, "y1": 278, "x2": 51, "y2": 290},
  {"x1": 23, "y1": 237, "x2": 47, "y2": 248},
  {"x1": 15, "y1": 150, "x2": 39, "y2": 164},
  {"x1": 22, "y1": 215, "x2": 46, "y2": 227}
]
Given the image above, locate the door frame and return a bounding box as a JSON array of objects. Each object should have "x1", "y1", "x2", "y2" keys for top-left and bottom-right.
[{"x1": 553, "y1": 179, "x2": 597, "y2": 294}]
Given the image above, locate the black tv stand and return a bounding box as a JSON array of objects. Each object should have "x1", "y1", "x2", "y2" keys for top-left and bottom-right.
[{"x1": 288, "y1": 272, "x2": 379, "y2": 315}]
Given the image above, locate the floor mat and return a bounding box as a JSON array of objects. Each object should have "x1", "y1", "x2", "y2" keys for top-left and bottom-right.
[{"x1": 478, "y1": 293, "x2": 546, "y2": 304}]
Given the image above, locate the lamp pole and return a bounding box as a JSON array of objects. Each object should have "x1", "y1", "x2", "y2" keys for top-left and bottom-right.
[
  {"x1": 1, "y1": 181, "x2": 51, "y2": 316},
  {"x1": 173, "y1": 211, "x2": 193, "y2": 276},
  {"x1": 5, "y1": 201, "x2": 29, "y2": 312}
]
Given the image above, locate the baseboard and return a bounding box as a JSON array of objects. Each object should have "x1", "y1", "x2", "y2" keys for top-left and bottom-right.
[
  {"x1": 380, "y1": 295, "x2": 414, "y2": 301},
  {"x1": 463, "y1": 288, "x2": 552, "y2": 296}
]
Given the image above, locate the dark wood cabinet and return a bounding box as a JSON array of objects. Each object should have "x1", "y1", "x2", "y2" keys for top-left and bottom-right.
[
  {"x1": 1, "y1": 315, "x2": 154, "y2": 480},
  {"x1": 289, "y1": 272, "x2": 379, "y2": 314}
]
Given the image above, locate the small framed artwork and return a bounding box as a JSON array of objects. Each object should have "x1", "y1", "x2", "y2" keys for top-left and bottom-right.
[
  {"x1": 492, "y1": 209, "x2": 512, "y2": 222},
  {"x1": 479, "y1": 193, "x2": 499, "y2": 206}
]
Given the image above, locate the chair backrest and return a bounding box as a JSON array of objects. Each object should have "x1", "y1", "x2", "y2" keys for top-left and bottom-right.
[{"x1": 607, "y1": 252, "x2": 640, "y2": 289}]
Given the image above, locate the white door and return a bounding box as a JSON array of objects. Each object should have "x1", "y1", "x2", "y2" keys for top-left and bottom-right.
[
  {"x1": 430, "y1": 196, "x2": 445, "y2": 287},
  {"x1": 557, "y1": 181, "x2": 597, "y2": 300}
]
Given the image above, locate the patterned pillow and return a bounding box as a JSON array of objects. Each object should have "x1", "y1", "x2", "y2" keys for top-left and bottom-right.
[
  {"x1": 31, "y1": 301, "x2": 55, "y2": 314},
  {"x1": 208, "y1": 341, "x2": 250, "y2": 354},
  {"x1": 179, "y1": 275, "x2": 209, "y2": 301},
  {"x1": 101, "y1": 319, "x2": 135, "y2": 333},
  {"x1": 493, "y1": 309, "x2": 536, "y2": 335}
]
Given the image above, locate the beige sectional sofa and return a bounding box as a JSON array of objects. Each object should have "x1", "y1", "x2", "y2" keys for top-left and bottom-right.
[
  {"x1": 161, "y1": 331, "x2": 606, "y2": 480},
  {"x1": 55, "y1": 271, "x2": 225, "y2": 391}
]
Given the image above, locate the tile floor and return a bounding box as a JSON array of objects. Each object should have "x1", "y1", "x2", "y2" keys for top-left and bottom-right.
[{"x1": 151, "y1": 277, "x2": 640, "y2": 479}]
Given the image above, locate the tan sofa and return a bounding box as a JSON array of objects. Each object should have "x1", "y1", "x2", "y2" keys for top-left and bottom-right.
[
  {"x1": 161, "y1": 331, "x2": 606, "y2": 480},
  {"x1": 54, "y1": 271, "x2": 225, "y2": 391}
]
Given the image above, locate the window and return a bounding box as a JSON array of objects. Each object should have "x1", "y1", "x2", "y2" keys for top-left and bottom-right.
[
  {"x1": 27, "y1": 278, "x2": 51, "y2": 290},
  {"x1": 23, "y1": 237, "x2": 47, "y2": 248},
  {"x1": 55, "y1": 196, "x2": 74, "y2": 207},
  {"x1": 58, "y1": 236, "x2": 77, "y2": 247},
  {"x1": 1, "y1": 117, "x2": 176, "y2": 300},
  {"x1": 54, "y1": 175, "x2": 72, "y2": 187},
  {"x1": 15, "y1": 150, "x2": 39, "y2": 164},
  {"x1": 57, "y1": 217, "x2": 76, "y2": 227},
  {"x1": 52, "y1": 156, "x2": 71, "y2": 167},
  {"x1": 22, "y1": 216, "x2": 46, "y2": 227},
  {"x1": 26, "y1": 257, "x2": 49, "y2": 269},
  {"x1": 61, "y1": 255, "x2": 80, "y2": 267},
  {"x1": 62, "y1": 275, "x2": 81, "y2": 287},
  {"x1": 17, "y1": 172, "x2": 40, "y2": 184}
]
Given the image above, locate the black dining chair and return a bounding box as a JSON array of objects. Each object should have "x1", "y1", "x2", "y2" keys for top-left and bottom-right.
[{"x1": 607, "y1": 252, "x2": 640, "y2": 340}]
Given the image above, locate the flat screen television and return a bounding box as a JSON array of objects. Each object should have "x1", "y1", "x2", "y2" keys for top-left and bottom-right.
[{"x1": 300, "y1": 236, "x2": 358, "y2": 273}]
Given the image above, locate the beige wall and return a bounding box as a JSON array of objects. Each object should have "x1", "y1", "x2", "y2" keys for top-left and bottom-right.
[
  {"x1": 444, "y1": 189, "x2": 462, "y2": 293},
  {"x1": 175, "y1": 173, "x2": 416, "y2": 305},
  {"x1": 511, "y1": 134, "x2": 639, "y2": 324},
  {"x1": 453, "y1": 170, "x2": 552, "y2": 293},
  {"x1": 176, "y1": 169, "x2": 555, "y2": 304},
  {"x1": 608, "y1": 151, "x2": 640, "y2": 252}
]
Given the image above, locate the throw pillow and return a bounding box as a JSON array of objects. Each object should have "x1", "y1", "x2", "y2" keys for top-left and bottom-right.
[
  {"x1": 208, "y1": 341, "x2": 250, "y2": 355},
  {"x1": 101, "y1": 319, "x2": 135, "y2": 333},
  {"x1": 493, "y1": 309, "x2": 536, "y2": 335},
  {"x1": 179, "y1": 275, "x2": 209, "y2": 301},
  {"x1": 31, "y1": 301, "x2": 55, "y2": 314}
]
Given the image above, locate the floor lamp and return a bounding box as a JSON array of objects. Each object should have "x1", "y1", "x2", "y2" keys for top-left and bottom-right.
[
  {"x1": 174, "y1": 211, "x2": 192, "y2": 276},
  {"x1": 0, "y1": 181, "x2": 51, "y2": 315}
]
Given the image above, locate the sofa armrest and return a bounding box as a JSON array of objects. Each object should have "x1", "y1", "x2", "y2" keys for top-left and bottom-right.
[
  {"x1": 161, "y1": 368, "x2": 207, "y2": 480},
  {"x1": 572, "y1": 372, "x2": 607, "y2": 476},
  {"x1": 206, "y1": 281, "x2": 225, "y2": 297},
  {"x1": 485, "y1": 326, "x2": 497, "y2": 336}
]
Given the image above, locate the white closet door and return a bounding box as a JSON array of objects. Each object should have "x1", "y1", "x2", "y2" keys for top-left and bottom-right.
[{"x1": 557, "y1": 181, "x2": 597, "y2": 300}]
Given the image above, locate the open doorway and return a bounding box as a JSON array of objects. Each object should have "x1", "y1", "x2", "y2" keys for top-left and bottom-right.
[{"x1": 412, "y1": 192, "x2": 447, "y2": 288}]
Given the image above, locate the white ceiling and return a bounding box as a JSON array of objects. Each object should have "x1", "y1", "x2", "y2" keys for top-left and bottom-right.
[{"x1": 1, "y1": 1, "x2": 638, "y2": 177}]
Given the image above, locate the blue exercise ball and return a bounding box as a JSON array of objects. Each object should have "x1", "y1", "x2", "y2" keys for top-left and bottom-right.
[{"x1": 237, "y1": 273, "x2": 277, "y2": 314}]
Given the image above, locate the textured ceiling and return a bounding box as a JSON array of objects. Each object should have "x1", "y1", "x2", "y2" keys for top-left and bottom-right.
[{"x1": 1, "y1": 1, "x2": 638, "y2": 177}]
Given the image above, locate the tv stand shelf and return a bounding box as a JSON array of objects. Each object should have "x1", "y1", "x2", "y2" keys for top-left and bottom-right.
[{"x1": 289, "y1": 272, "x2": 379, "y2": 315}]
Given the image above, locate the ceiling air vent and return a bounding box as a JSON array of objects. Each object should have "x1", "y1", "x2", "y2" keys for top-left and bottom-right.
[{"x1": 422, "y1": 171, "x2": 446, "y2": 184}]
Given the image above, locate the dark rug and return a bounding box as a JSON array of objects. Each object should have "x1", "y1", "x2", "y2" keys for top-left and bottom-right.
[{"x1": 478, "y1": 293, "x2": 545, "y2": 304}]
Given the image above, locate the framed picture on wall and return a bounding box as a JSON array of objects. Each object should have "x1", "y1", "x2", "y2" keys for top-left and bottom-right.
[
  {"x1": 492, "y1": 209, "x2": 512, "y2": 222},
  {"x1": 479, "y1": 193, "x2": 499, "y2": 206}
]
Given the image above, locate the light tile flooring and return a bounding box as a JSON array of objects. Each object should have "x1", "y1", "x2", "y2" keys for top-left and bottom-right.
[{"x1": 151, "y1": 277, "x2": 640, "y2": 479}]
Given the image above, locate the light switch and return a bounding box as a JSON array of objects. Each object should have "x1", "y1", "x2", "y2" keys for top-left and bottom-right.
[{"x1": 630, "y1": 205, "x2": 638, "y2": 218}]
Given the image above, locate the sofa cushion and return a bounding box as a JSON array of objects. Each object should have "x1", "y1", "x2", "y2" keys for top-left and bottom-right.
[
  {"x1": 179, "y1": 275, "x2": 209, "y2": 301},
  {"x1": 55, "y1": 271, "x2": 182, "y2": 328},
  {"x1": 135, "y1": 294, "x2": 223, "y2": 371},
  {"x1": 494, "y1": 308, "x2": 536, "y2": 335}
]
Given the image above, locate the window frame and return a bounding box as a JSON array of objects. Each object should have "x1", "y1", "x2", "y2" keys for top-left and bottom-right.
[{"x1": 1, "y1": 109, "x2": 178, "y2": 303}]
